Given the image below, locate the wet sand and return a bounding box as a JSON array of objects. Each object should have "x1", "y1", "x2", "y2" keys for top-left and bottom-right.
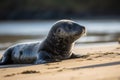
[{"x1": 0, "y1": 43, "x2": 120, "y2": 80}]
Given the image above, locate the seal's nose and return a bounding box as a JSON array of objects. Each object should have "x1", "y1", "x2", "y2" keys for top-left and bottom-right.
[
  {"x1": 82, "y1": 26, "x2": 86, "y2": 34},
  {"x1": 82, "y1": 26, "x2": 85, "y2": 30}
]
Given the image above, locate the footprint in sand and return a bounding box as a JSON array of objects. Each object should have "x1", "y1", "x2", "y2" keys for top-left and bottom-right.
[
  {"x1": 4, "y1": 70, "x2": 40, "y2": 77},
  {"x1": 21, "y1": 70, "x2": 40, "y2": 74},
  {"x1": 47, "y1": 66, "x2": 59, "y2": 69}
]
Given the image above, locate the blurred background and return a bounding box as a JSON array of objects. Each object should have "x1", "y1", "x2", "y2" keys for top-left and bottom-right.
[{"x1": 0, "y1": 0, "x2": 120, "y2": 50}]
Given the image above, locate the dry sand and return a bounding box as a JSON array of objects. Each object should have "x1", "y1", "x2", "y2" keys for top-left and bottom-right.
[{"x1": 0, "y1": 43, "x2": 120, "y2": 80}]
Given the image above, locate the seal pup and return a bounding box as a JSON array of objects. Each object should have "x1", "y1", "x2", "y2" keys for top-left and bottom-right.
[{"x1": 0, "y1": 19, "x2": 86, "y2": 65}]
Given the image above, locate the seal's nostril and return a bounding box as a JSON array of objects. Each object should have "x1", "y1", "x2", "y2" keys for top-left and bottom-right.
[{"x1": 82, "y1": 26, "x2": 85, "y2": 30}]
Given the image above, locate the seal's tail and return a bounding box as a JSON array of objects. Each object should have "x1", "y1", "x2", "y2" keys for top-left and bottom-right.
[{"x1": 0, "y1": 48, "x2": 13, "y2": 65}]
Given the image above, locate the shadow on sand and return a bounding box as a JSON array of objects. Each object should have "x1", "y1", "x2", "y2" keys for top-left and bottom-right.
[
  {"x1": 68, "y1": 61, "x2": 120, "y2": 70},
  {"x1": 0, "y1": 64, "x2": 33, "y2": 68},
  {"x1": 0, "y1": 61, "x2": 120, "y2": 69}
]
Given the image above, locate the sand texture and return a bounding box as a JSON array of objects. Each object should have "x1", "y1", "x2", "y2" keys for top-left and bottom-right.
[{"x1": 0, "y1": 43, "x2": 120, "y2": 80}]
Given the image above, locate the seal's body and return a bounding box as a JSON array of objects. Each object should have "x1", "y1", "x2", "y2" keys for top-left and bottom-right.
[{"x1": 0, "y1": 20, "x2": 86, "y2": 65}]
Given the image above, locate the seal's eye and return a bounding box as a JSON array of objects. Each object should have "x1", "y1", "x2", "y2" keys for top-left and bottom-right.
[{"x1": 56, "y1": 28, "x2": 62, "y2": 33}]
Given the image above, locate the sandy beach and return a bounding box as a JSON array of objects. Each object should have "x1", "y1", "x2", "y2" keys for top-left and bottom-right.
[{"x1": 0, "y1": 43, "x2": 120, "y2": 80}]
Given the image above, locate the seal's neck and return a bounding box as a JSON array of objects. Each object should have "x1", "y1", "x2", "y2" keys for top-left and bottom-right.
[{"x1": 45, "y1": 36, "x2": 73, "y2": 56}]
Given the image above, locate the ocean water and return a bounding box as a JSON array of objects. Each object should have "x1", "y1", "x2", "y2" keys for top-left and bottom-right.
[
  {"x1": 0, "y1": 20, "x2": 120, "y2": 35},
  {"x1": 0, "y1": 19, "x2": 120, "y2": 49}
]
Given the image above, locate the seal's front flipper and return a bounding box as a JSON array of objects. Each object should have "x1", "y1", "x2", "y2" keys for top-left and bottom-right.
[
  {"x1": 70, "y1": 53, "x2": 82, "y2": 58},
  {"x1": 70, "y1": 53, "x2": 89, "y2": 59}
]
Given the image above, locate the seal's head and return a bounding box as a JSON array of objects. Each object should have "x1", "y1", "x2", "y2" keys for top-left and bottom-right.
[{"x1": 48, "y1": 19, "x2": 86, "y2": 43}]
